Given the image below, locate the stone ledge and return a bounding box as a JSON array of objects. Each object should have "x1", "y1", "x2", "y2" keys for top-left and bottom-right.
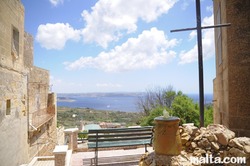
[
  {"x1": 53, "y1": 145, "x2": 68, "y2": 154},
  {"x1": 64, "y1": 128, "x2": 79, "y2": 134}
]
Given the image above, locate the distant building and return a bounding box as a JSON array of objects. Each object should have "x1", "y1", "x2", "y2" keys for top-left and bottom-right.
[
  {"x1": 99, "y1": 122, "x2": 121, "y2": 128},
  {"x1": 0, "y1": 0, "x2": 57, "y2": 165},
  {"x1": 213, "y1": 0, "x2": 250, "y2": 137}
]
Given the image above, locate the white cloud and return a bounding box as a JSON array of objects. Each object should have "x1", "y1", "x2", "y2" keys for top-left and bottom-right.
[
  {"x1": 49, "y1": 0, "x2": 63, "y2": 6},
  {"x1": 64, "y1": 27, "x2": 178, "y2": 72},
  {"x1": 189, "y1": 30, "x2": 197, "y2": 40},
  {"x1": 179, "y1": 14, "x2": 214, "y2": 64},
  {"x1": 36, "y1": 23, "x2": 81, "y2": 50},
  {"x1": 82, "y1": 0, "x2": 178, "y2": 48}
]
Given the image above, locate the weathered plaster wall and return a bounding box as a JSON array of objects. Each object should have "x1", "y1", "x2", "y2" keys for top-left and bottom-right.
[
  {"x1": 0, "y1": 0, "x2": 25, "y2": 72},
  {"x1": 0, "y1": 1, "x2": 29, "y2": 165},
  {"x1": 25, "y1": 36, "x2": 57, "y2": 161},
  {"x1": 24, "y1": 32, "x2": 34, "y2": 68},
  {"x1": 28, "y1": 67, "x2": 49, "y2": 116},
  {"x1": 0, "y1": 69, "x2": 29, "y2": 166},
  {"x1": 0, "y1": 0, "x2": 58, "y2": 165}
]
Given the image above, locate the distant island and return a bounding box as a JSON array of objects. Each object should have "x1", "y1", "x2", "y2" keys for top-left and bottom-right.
[{"x1": 57, "y1": 97, "x2": 76, "y2": 102}]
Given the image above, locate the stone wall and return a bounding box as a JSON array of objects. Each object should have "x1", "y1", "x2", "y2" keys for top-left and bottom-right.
[
  {"x1": 28, "y1": 66, "x2": 49, "y2": 116},
  {"x1": 28, "y1": 115, "x2": 57, "y2": 158},
  {"x1": 0, "y1": 69, "x2": 29, "y2": 166},
  {"x1": 28, "y1": 92, "x2": 57, "y2": 160},
  {"x1": 0, "y1": 0, "x2": 29, "y2": 166},
  {"x1": 0, "y1": 0, "x2": 25, "y2": 72},
  {"x1": 213, "y1": 0, "x2": 250, "y2": 137},
  {"x1": 24, "y1": 32, "x2": 34, "y2": 68},
  {"x1": 0, "y1": 0, "x2": 57, "y2": 165},
  {"x1": 226, "y1": 0, "x2": 250, "y2": 137}
]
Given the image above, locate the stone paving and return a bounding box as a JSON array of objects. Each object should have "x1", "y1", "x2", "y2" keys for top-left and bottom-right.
[{"x1": 71, "y1": 147, "x2": 153, "y2": 166}]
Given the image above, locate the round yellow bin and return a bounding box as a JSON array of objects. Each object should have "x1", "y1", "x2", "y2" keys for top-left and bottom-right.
[{"x1": 153, "y1": 116, "x2": 182, "y2": 155}]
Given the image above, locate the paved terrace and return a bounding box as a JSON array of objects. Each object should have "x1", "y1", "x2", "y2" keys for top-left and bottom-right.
[
  {"x1": 26, "y1": 127, "x2": 153, "y2": 166},
  {"x1": 72, "y1": 147, "x2": 153, "y2": 166},
  {"x1": 27, "y1": 147, "x2": 153, "y2": 166}
]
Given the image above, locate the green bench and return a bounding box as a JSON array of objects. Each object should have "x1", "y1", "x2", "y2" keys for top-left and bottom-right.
[{"x1": 87, "y1": 126, "x2": 153, "y2": 165}]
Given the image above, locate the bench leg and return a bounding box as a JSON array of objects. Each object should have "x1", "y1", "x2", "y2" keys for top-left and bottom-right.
[
  {"x1": 90, "y1": 158, "x2": 94, "y2": 166},
  {"x1": 95, "y1": 148, "x2": 98, "y2": 166},
  {"x1": 145, "y1": 144, "x2": 148, "y2": 153}
]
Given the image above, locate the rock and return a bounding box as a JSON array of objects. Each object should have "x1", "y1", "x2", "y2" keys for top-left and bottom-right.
[
  {"x1": 215, "y1": 132, "x2": 230, "y2": 146},
  {"x1": 194, "y1": 135, "x2": 202, "y2": 141},
  {"x1": 181, "y1": 135, "x2": 191, "y2": 145},
  {"x1": 191, "y1": 142, "x2": 197, "y2": 149},
  {"x1": 229, "y1": 137, "x2": 250, "y2": 151},
  {"x1": 195, "y1": 132, "x2": 200, "y2": 137},
  {"x1": 185, "y1": 125, "x2": 199, "y2": 136},
  {"x1": 243, "y1": 145, "x2": 250, "y2": 154},
  {"x1": 185, "y1": 141, "x2": 191, "y2": 146},
  {"x1": 211, "y1": 142, "x2": 220, "y2": 151},
  {"x1": 207, "y1": 124, "x2": 235, "y2": 146},
  {"x1": 199, "y1": 127, "x2": 206, "y2": 134},
  {"x1": 228, "y1": 147, "x2": 248, "y2": 158},
  {"x1": 179, "y1": 126, "x2": 184, "y2": 134},
  {"x1": 139, "y1": 151, "x2": 194, "y2": 166},
  {"x1": 171, "y1": 152, "x2": 193, "y2": 166},
  {"x1": 193, "y1": 148, "x2": 206, "y2": 157},
  {"x1": 229, "y1": 139, "x2": 244, "y2": 150},
  {"x1": 181, "y1": 132, "x2": 189, "y2": 137},
  {"x1": 182, "y1": 123, "x2": 194, "y2": 127},
  {"x1": 206, "y1": 133, "x2": 217, "y2": 142},
  {"x1": 199, "y1": 138, "x2": 211, "y2": 149}
]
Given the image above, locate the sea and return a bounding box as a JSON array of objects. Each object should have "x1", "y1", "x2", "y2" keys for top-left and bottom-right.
[{"x1": 57, "y1": 93, "x2": 213, "y2": 112}]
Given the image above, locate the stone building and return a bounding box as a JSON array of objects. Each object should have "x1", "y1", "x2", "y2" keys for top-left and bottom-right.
[
  {"x1": 213, "y1": 0, "x2": 250, "y2": 137},
  {"x1": 0, "y1": 0, "x2": 57, "y2": 165}
]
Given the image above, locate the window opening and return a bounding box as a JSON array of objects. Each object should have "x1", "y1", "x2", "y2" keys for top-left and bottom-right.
[
  {"x1": 6, "y1": 99, "x2": 11, "y2": 115},
  {"x1": 11, "y1": 26, "x2": 19, "y2": 59}
]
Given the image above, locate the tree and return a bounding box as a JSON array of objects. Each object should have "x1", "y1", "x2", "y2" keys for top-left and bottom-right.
[
  {"x1": 137, "y1": 86, "x2": 175, "y2": 116},
  {"x1": 164, "y1": 88, "x2": 176, "y2": 108},
  {"x1": 169, "y1": 91, "x2": 199, "y2": 126},
  {"x1": 139, "y1": 87, "x2": 201, "y2": 127},
  {"x1": 140, "y1": 106, "x2": 166, "y2": 126},
  {"x1": 204, "y1": 104, "x2": 213, "y2": 126}
]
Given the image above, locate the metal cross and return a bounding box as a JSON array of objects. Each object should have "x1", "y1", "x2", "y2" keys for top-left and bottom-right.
[{"x1": 170, "y1": 0, "x2": 230, "y2": 127}]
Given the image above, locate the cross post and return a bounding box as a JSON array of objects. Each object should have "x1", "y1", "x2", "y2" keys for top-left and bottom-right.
[{"x1": 170, "y1": 0, "x2": 230, "y2": 127}]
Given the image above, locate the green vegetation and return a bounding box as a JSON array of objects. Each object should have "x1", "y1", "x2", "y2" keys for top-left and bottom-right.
[
  {"x1": 78, "y1": 131, "x2": 88, "y2": 139},
  {"x1": 138, "y1": 86, "x2": 213, "y2": 127},
  {"x1": 57, "y1": 86, "x2": 214, "y2": 129},
  {"x1": 57, "y1": 107, "x2": 140, "y2": 128},
  {"x1": 204, "y1": 104, "x2": 213, "y2": 126}
]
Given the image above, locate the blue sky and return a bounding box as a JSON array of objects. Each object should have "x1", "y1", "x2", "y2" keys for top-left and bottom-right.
[{"x1": 21, "y1": 0, "x2": 215, "y2": 94}]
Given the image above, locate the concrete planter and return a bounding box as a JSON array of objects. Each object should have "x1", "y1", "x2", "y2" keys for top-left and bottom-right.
[{"x1": 153, "y1": 116, "x2": 182, "y2": 155}]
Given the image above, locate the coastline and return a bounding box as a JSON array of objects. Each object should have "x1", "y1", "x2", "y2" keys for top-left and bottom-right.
[{"x1": 57, "y1": 93, "x2": 213, "y2": 113}]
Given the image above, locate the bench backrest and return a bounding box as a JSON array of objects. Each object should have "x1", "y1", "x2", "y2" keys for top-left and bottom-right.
[{"x1": 87, "y1": 126, "x2": 153, "y2": 148}]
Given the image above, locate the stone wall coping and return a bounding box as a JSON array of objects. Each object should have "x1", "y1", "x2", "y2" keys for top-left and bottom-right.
[
  {"x1": 64, "y1": 128, "x2": 79, "y2": 133},
  {"x1": 53, "y1": 145, "x2": 68, "y2": 154}
]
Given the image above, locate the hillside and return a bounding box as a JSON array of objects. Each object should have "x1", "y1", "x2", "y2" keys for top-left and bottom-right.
[{"x1": 57, "y1": 107, "x2": 141, "y2": 128}]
